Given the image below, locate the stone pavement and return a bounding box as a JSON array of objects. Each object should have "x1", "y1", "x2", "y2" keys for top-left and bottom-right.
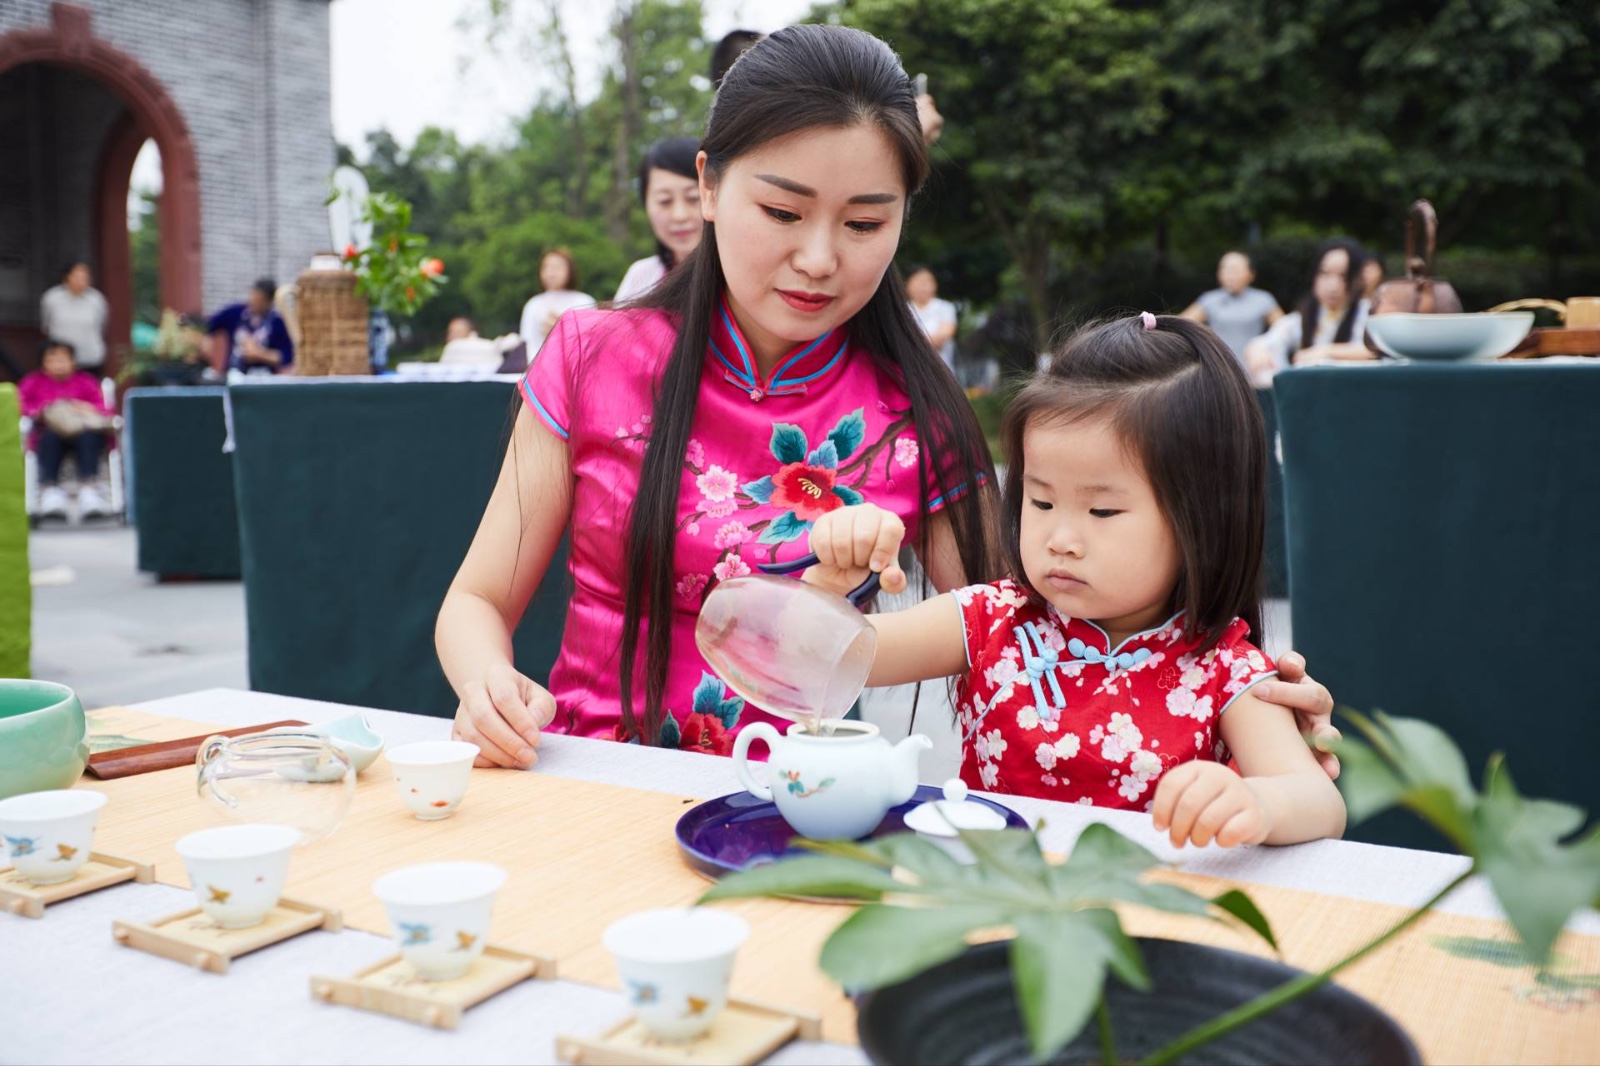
[{"x1": 26, "y1": 523, "x2": 247, "y2": 709}]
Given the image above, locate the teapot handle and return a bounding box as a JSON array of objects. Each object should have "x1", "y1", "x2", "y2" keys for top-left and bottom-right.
[
  {"x1": 194, "y1": 735, "x2": 238, "y2": 809},
  {"x1": 757, "y1": 553, "x2": 881, "y2": 609},
  {"x1": 732, "y1": 723, "x2": 781, "y2": 801}
]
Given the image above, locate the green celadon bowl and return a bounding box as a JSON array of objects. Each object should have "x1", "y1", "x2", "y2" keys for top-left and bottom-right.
[{"x1": 0, "y1": 680, "x2": 88, "y2": 799}]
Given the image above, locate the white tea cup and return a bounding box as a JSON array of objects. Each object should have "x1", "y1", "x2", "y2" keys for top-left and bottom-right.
[
  {"x1": 387, "y1": 741, "x2": 479, "y2": 820},
  {"x1": 372, "y1": 861, "x2": 506, "y2": 981},
  {"x1": 175, "y1": 824, "x2": 300, "y2": 928},
  {"x1": 603, "y1": 907, "x2": 750, "y2": 1042},
  {"x1": 0, "y1": 789, "x2": 107, "y2": 885}
]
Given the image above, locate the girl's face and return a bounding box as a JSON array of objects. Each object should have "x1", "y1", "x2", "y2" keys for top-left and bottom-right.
[
  {"x1": 539, "y1": 253, "x2": 572, "y2": 292},
  {"x1": 701, "y1": 123, "x2": 905, "y2": 363},
  {"x1": 1019, "y1": 416, "x2": 1182, "y2": 642},
  {"x1": 645, "y1": 168, "x2": 703, "y2": 264},
  {"x1": 1313, "y1": 248, "x2": 1351, "y2": 310}
]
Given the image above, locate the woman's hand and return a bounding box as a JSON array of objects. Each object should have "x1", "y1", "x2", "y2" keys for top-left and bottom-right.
[
  {"x1": 1151, "y1": 762, "x2": 1272, "y2": 848},
  {"x1": 802, "y1": 504, "x2": 908, "y2": 598},
  {"x1": 1255, "y1": 651, "x2": 1340, "y2": 778},
  {"x1": 451, "y1": 662, "x2": 557, "y2": 769}
]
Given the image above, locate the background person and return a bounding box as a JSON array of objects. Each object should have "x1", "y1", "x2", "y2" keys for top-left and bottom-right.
[
  {"x1": 1179, "y1": 251, "x2": 1283, "y2": 363},
  {"x1": 19, "y1": 338, "x2": 115, "y2": 518},
  {"x1": 519, "y1": 249, "x2": 595, "y2": 351},
  {"x1": 614, "y1": 137, "x2": 703, "y2": 302},
  {"x1": 39, "y1": 261, "x2": 109, "y2": 374},
  {"x1": 207, "y1": 278, "x2": 294, "y2": 375}
]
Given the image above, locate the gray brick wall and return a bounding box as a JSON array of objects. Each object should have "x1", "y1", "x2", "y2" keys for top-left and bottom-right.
[{"x1": 0, "y1": 0, "x2": 334, "y2": 318}]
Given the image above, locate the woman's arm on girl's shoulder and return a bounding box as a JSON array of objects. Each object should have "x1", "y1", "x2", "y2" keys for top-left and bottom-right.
[
  {"x1": 864, "y1": 593, "x2": 967, "y2": 688},
  {"x1": 1219, "y1": 686, "x2": 1347, "y2": 845}
]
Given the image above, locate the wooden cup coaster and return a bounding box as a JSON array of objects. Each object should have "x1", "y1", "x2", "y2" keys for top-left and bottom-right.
[
  {"x1": 0, "y1": 852, "x2": 155, "y2": 919},
  {"x1": 556, "y1": 1000, "x2": 822, "y2": 1066},
  {"x1": 311, "y1": 945, "x2": 557, "y2": 1029},
  {"x1": 113, "y1": 897, "x2": 341, "y2": 973}
]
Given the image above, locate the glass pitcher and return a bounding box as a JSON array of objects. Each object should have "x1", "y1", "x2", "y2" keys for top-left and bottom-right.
[{"x1": 196, "y1": 732, "x2": 355, "y2": 844}]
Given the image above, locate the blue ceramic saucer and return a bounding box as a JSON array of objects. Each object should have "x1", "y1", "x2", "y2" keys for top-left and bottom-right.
[{"x1": 677, "y1": 785, "x2": 1030, "y2": 881}]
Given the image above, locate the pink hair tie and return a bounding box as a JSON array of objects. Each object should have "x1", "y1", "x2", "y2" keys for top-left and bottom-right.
[{"x1": 1139, "y1": 311, "x2": 1157, "y2": 330}]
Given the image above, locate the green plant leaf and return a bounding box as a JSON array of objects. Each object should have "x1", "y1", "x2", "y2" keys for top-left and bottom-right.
[
  {"x1": 955, "y1": 827, "x2": 1052, "y2": 892},
  {"x1": 1067, "y1": 821, "x2": 1164, "y2": 876},
  {"x1": 1210, "y1": 889, "x2": 1278, "y2": 950},
  {"x1": 1429, "y1": 934, "x2": 1571, "y2": 970},
  {"x1": 1473, "y1": 761, "x2": 1600, "y2": 966},
  {"x1": 697, "y1": 855, "x2": 903, "y2": 904},
  {"x1": 1077, "y1": 906, "x2": 1151, "y2": 992},
  {"x1": 1333, "y1": 735, "x2": 1408, "y2": 824},
  {"x1": 1335, "y1": 710, "x2": 1476, "y2": 849},
  {"x1": 859, "y1": 833, "x2": 971, "y2": 886},
  {"x1": 819, "y1": 902, "x2": 1009, "y2": 991},
  {"x1": 1011, "y1": 909, "x2": 1112, "y2": 1061}
]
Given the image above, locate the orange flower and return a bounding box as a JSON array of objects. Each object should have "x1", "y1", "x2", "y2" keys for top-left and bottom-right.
[
  {"x1": 421, "y1": 258, "x2": 444, "y2": 277},
  {"x1": 406, "y1": 285, "x2": 416, "y2": 301},
  {"x1": 342, "y1": 243, "x2": 358, "y2": 260},
  {"x1": 389, "y1": 239, "x2": 398, "y2": 253}
]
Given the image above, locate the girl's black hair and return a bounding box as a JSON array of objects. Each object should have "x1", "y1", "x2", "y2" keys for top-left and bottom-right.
[
  {"x1": 617, "y1": 24, "x2": 1000, "y2": 743},
  {"x1": 637, "y1": 137, "x2": 701, "y2": 271},
  {"x1": 1298, "y1": 238, "x2": 1368, "y2": 349},
  {"x1": 1001, "y1": 315, "x2": 1265, "y2": 651}
]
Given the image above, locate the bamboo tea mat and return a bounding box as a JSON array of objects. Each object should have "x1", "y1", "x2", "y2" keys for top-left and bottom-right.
[{"x1": 80, "y1": 713, "x2": 1600, "y2": 1060}]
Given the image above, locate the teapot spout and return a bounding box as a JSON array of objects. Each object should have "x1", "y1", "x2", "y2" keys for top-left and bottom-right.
[{"x1": 888, "y1": 734, "x2": 934, "y2": 804}]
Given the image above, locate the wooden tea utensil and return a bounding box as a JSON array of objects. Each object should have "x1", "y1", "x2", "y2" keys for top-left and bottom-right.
[{"x1": 86, "y1": 720, "x2": 309, "y2": 779}]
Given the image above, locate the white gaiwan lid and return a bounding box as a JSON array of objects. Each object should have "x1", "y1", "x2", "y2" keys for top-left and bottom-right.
[{"x1": 903, "y1": 778, "x2": 1008, "y2": 837}]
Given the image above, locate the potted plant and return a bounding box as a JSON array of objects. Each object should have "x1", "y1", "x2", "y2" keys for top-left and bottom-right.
[
  {"x1": 117, "y1": 309, "x2": 206, "y2": 387},
  {"x1": 338, "y1": 191, "x2": 447, "y2": 370},
  {"x1": 702, "y1": 712, "x2": 1600, "y2": 1064}
]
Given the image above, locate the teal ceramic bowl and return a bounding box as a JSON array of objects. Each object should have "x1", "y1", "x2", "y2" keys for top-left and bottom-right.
[{"x1": 0, "y1": 680, "x2": 88, "y2": 800}]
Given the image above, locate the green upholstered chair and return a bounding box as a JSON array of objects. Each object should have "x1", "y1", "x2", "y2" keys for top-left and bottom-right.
[
  {"x1": 0, "y1": 385, "x2": 30, "y2": 678},
  {"x1": 125, "y1": 387, "x2": 241, "y2": 579},
  {"x1": 228, "y1": 381, "x2": 567, "y2": 718},
  {"x1": 1276, "y1": 364, "x2": 1600, "y2": 849}
]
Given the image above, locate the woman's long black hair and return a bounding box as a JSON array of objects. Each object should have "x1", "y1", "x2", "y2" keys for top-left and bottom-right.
[
  {"x1": 1298, "y1": 237, "x2": 1368, "y2": 349},
  {"x1": 637, "y1": 137, "x2": 700, "y2": 271},
  {"x1": 616, "y1": 24, "x2": 1000, "y2": 743}
]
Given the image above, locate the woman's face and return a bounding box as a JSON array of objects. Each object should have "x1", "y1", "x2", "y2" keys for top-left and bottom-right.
[
  {"x1": 644, "y1": 168, "x2": 702, "y2": 264},
  {"x1": 1313, "y1": 248, "x2": 1350, "y2": 309},
  {"x1": 540, "y1": 253, "x2": 572, "y2": 292},
  {"x1": 906, "y1": 269, "x2": 936, "y2": 305},
  {"x1": 701, "y1": 123, "x2": 906, "y2": 361},
  {"x1": 42, "y1": 349, "x2": 74, "y2": 380}
]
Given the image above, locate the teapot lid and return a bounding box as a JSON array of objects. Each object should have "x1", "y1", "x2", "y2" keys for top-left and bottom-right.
[{"x1": 903, "y1": 778, "x2": 1008, "y2": 837}]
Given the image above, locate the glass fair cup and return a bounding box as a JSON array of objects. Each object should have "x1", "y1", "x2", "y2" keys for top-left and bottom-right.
[
  {"x1": 603, "y1": 907, "x2": 750, "y2": 1042},
  {"x1": 0, "y1": 789, "x2": 107, "y2": 885},
  {"x1": 387, "y1": 741, "x2": 479, "y2": 820},
  {"x1": 175, "y1": 824, "x2": 301, "y2": 928},
  {"x1": 372, "y1": 861, "x2": 506, "y2": 981}
]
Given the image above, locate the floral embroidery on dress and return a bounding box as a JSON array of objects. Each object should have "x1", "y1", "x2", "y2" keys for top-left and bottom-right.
[
  {"x1": 614, "y1": 672, "x2": 745, "y2": 755},
  {"x1": 954, "y1": 580, "x2": 1274, "y2": 809}
]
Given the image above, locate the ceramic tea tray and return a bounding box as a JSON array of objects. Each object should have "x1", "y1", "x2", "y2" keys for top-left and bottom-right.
[{"x1": 676, "y1": 785, "x2": 1028, "y2": 881}]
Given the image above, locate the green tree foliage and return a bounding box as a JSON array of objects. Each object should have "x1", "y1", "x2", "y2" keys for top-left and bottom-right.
[{"x1": 344, "y1": 0, "x2": 1598, "y2": 357}]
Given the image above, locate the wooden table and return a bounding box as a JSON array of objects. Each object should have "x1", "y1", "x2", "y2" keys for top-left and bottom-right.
[{"x1": 2, "y1": 687, "x2": 1594, "y2": 1065}]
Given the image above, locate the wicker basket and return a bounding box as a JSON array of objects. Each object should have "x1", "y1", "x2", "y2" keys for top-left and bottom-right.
[{"x1": 293, "y1": 267, "x2": 370, "y2": 376}]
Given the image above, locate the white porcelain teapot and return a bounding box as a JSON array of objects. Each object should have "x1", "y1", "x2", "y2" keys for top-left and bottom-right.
[{"x1": 732, "y1": 720, "x2": 931, "y2": 841}]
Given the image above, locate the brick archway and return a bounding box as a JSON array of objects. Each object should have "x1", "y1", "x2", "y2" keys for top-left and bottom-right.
[{"x1": 0, "y1": 3, "x2": 203, "y2": 369}]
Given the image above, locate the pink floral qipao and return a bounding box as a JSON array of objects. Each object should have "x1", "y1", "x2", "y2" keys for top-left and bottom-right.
[
  {"x1": 953, "y1": 580, "x2": 1276, "y2": 808},
  {"x1": 521, "y1": 302, "x2": 961, "y2": 752}
]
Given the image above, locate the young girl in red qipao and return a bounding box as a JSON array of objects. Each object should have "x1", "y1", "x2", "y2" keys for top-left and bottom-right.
[{"x1": 804, "y1": 313, "x2": 1346, "y2": 849}]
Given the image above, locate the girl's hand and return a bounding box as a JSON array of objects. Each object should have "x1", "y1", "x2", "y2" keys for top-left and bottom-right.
[
  {"x1": 451, "y1": 662, "x2": 557, "y2": 769},
  {"x1": 1255, "y1": 651, "x2": 1340, "y2": 779},
  {"x1": 1151, "y1": 762, "x2": 1272, "y2": 848},
  {"x1": 802, "y1": 504, "x2": 908, "y2": 598}
]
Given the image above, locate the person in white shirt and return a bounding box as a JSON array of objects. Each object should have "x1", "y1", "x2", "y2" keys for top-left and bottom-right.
[
  {"x1": 438, "y1": 317, "x2": 501, "y2": 367},
  {"x1": 39, "y1": 261, "x2": 109, "y2": 372},
  {"x1": 905, "y1": 264, "x2": 957, "y2": 370},
  {"x1": 614, "y1": 138, "x2": 702, "y2": 302},
  {"x1": 1245, "y1": 239, "x2": 1376, "y2": 386},
  {"x1": 519, "y1": 249, "x2": 595, "y2": 351}
]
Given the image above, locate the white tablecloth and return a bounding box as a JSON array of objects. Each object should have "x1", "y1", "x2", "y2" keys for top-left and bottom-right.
[{"x1": 4, "y1": 688, "x2": 1591, "y2": 1065}]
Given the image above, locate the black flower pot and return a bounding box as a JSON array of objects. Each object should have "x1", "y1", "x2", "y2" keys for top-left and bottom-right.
[{"x1": 856, "y1": 937, "x2": 1420, "y2": 1065}]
